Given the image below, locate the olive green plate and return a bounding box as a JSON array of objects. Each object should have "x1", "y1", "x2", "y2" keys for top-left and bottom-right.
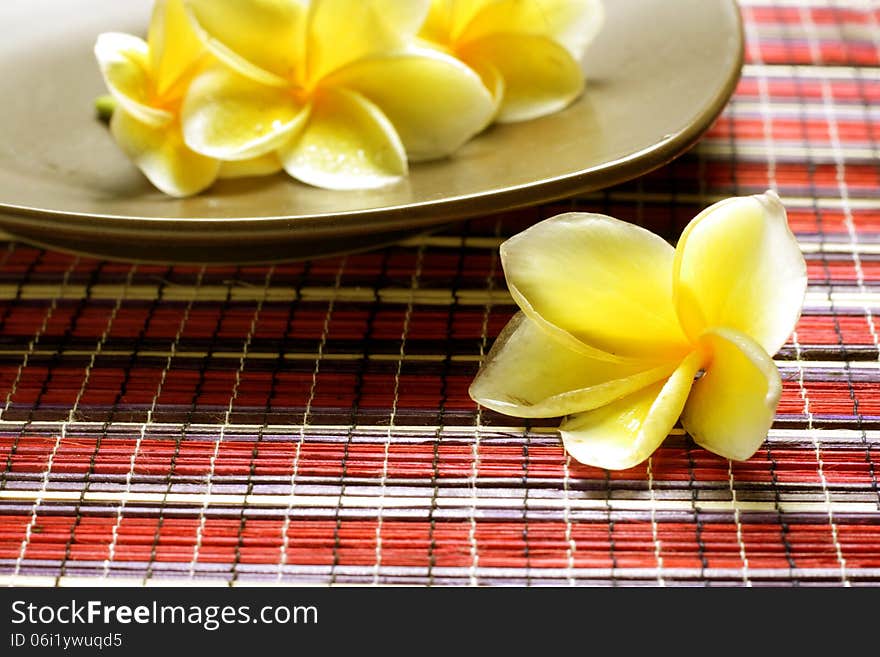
[{"x1": 0, "y1": 0, "x2": 742, "y2": 264}]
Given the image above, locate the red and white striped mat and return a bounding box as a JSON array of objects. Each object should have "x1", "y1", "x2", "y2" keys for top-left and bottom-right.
[{"x1": 1, "y1": 0, "x2": 878, "y2": 586}]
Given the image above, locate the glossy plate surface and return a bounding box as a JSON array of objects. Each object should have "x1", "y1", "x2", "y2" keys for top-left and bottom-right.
[{"x1": 0, "y1": 0, "x2": 743, "y2": 263}]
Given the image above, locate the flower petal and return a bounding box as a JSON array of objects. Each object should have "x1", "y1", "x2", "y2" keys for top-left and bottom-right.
[
  {"x1": 111, "y1": 110, "x2": 219, "y2": 198},
  {"x1": 673, "y1": 192, "x2": 807, "y2": 355},
  {"x1": 218, "y1": 153, "x2": 283, "y2": 179},
  {"x1": 307, "y1": 0, "x2": 428, "y2": 83},
  {"x1": 94, "y1": 33, "x2": 172, "y2": 127},
  {"x1": 422, "y1": 0, "x2": 490, "y2": 42},
  {"x1": 454, "y1": 1, "x2": 495, "y2": 35},
  {"x1": 373, "y1": 0, "x2": 431, "y2": 36},
  {"x1": 181, "y1": 66, "x2": 309, "y2": 161},
  {"x1": 464, "y1": 54, "x2": 504, "y2": 120},
  {"x1": 280, "y1": 88, "x2": 407, "y2": 190},
  {"x1": 682, "y1": 328, "x2": 781, "y2": 462},
  {"x1": 500, "y1": 212, "x2": 690, "y2": 362},
  {"x1": 459, "y1": 33, "x2": 583, "y2": 123},
  {"x1": 184, "y1": 0, "x2": 304, "y2": 85},
  {"x1": 460, "y1": 0, "x2": 605, "y2": 59},
  {"x1": 421, "y1": 0, "x2": 456, "y2": 43},
  {"x1": 149, "y1": 0, "x2": 205, "y2": 99},
  {"x1": 561, "y1": 350, "x2": 704, "y2": 470},
  {"x1": 469, "y1": 312, "x2": 679, "y2": 418},
  {"x1": 329, "y1": 48, "x2": 494, "y2": 160}
]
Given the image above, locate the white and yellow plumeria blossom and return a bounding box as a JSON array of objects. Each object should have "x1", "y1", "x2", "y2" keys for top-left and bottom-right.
[
  {"x1": 421, "y1": 0, "x2": 604, "y2": 122},
  {"x1": 181, "y1": 0, "x2": 495, "y2": 190},
  {"x1": 469, "y1": 192, "x2": 807, "y2": 470},
  {"x1": 94, "y1": 0, "x2": 220, "y2": 197}
]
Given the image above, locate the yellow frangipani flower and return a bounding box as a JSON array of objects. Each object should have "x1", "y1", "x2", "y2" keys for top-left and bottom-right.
[
  {"x1": 469, "y1": 192, "x2": 807, "y2": 470},
  {"x1": 181, "y1": 0, "x2": 495, "y2": 190},
  {"x1": 94, "y1": 0, "x2": 220, "y2": 197},
  {"x1": 420, "y1": 0, "x2": 604, "y2": 122}
]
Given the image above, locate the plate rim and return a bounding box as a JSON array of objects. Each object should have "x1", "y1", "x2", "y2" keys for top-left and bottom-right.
[{"x1": 0, "y1": 0, "x2": 744, "y2": 235}]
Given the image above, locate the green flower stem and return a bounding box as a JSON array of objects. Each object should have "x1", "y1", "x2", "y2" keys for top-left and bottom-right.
[{"x1": 94, "y1": 94, "x2": 117, "y2": 123}]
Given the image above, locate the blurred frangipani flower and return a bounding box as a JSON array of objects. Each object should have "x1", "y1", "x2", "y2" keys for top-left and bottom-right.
[
  {"x1": 95, "y1": 0, "x2": 603, "y2": 197},
  {"x1": 469, "y1": 192, "x2": 807, "y2": 470}
]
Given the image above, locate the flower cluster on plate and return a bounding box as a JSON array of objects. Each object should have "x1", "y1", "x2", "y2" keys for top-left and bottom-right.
[{"x1": 95, "y1": 0, "x2": 604, "y2": 197}]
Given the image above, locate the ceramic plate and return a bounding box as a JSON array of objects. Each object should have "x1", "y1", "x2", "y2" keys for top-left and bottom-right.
[{"x1": 0, "y1": 0, "x2": 743, "y2": 263}]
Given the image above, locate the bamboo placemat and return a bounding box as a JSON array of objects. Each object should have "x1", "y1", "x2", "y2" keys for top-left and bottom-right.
[{"x1": 1, "y1": 0, "x2": 878, "y2": 586}]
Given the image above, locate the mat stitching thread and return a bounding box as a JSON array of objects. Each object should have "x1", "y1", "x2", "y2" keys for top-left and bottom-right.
[
  {"x1": 9, "y1": 257, "x2": 98, "y2": 582},
  {"x1": 0, "y1": 254, "x2": 77, "y2": 490},
  {"x1": 374, "y1": 246, "x2": 424, "y2": 584},
  {"x1": 727, "y1": 460, "x2": 752, "y2": 587},
  {"x1": 143, "y1": 266, "x2": 228, "y2": 585},
  {"x1": 856, "y1": 2, "x2": 880, "y2": 509},
  {"x1": 427, "y1": 226, "x2": 470, "y2": 586},
  {"x1": 469, "y1": 218, "x2": 503, "y2": 586},
  {"x1": 683, "y1": 437, "x2": 709, "y2": 583},
  {"x1": 0, "y1": 242, "x2": 24, "y2": 335},
  {"x1": 329, "y1": 252, "x2": 388, "y2": 585},
  {"x1": 562, "y1": 454, "x2": 577, "y2": 586},
  {"x1": 54, "y1": 265, "x2": 138, "y2": 584},
  {"x1": 278, "y1": 259, "x2": 346, "y2": 582},
  {"x1": 792, "y1": 325, "x2": 850, "y2": 585},
  {"x1": 522, "y1": 423, "x2": 531, "y2": 586},
  {"x1": 647, "y1": 458, "x2": 666, "y2": 587},
  {"x1": 188, "y1": 267, "x2": 274, "y2": 579},
  {"x1": 800, "y1": 2, "x2": 855, "y2": 586},
  {"x1": 604, "y1": 469, "x2": 618, "y2": 586},
  {"x1": 229, "y1": 261, "x2": 312, "y2": 585},
  {"x1": 102, "y1": 268, "x2": 205, "y2": 578}
]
